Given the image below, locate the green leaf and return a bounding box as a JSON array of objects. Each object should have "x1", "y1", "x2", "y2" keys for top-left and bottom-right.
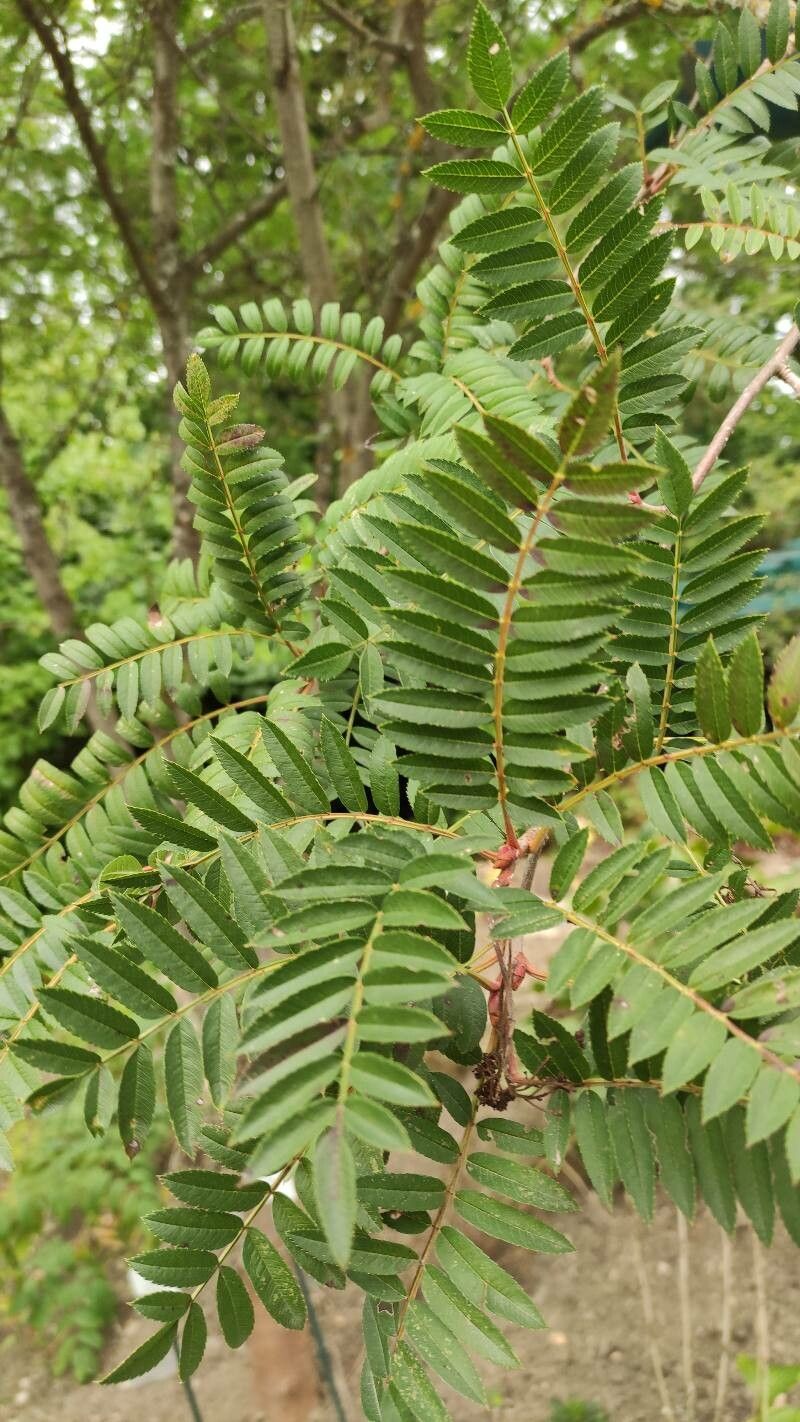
[
  {"x1": 532, "y1": 87, "x2": 604, "y2": 175},
  {"x1": 454, "y1": 1190, "x2": 574, "y2": 1252},
  {"x1": 639, "y1": 767, "x2": 685, "y2": 842},
  {"x1": 391, "y1": 1341, "x2": 453, "y2": 1422},
  {"x1": 725, "y1": 1106, "x2": 774, "y2": 1244},
  {"x1": 38, "y1": 684, "x2": 65, "y2": 732},
  {"x1": 737, "y1": 5, "x2": 762, "y2": 75},
  {"x1": 702, "y1": 1037, "x2": 761, "y2": 1121},
  {"x1": 689, "y1": 921, "x2": 797, "y2": 992},
  {"x1": 729, "y1": 631, "x2": 764, "y2": 737},
  {"x1": 456, "y1": 425, "x2": 544, "y2": 509},
  {"x1": 219, "y1": 833, "x2": 272, "y2": 938},
  {"x1": 160, "y1": 863, "x2": 256, "y2": 971},
  {"x1": 111, "y1": 891, "x2": 218, "y2": 993},
  {"x1": 746, "y1": 1065, "x2": 800, "y2": 1145},
  {"x1": 358, "y1": 1172, "x2": 444, "y2": 1212},
  {"x1": 211, "y1": 737, "x2": 295, "y2": 821},
  {"x1": 436, "y1": 1225, "x2": 545, "y2": 1329},
  {"x1": 766, "y1": 0, "x2": 790, "y2": 61},
  {"x1": 549, "y1": 827, "x2": 589, "y2": 900},
  {"x1": 625, "y1": 662, "x2": 654, "y2": 759},
  {"x1": 243, "y1": 1227, "x2": 307, "y2": 1329},
  {"x1": 787, "y1": 1107, "x2": 800, "y2": 1184},
  {"x1": 450, "y1": 207, "x2": 541, "y2": 253},
  {"x1": 118, "y1": 1043, "x2": 155, "y2": 1152},
  {"x1": 573, "y1": 1090, "x2": 616, "y2": 1208},
  {"x1": 349, "y1": 1054, "x2": 436, "y2": 1106},
  {"x1": 695, "y1": 637, "x2": 731, "y2": 742},
  {"x1": 607, "y1": 1092, "x2": 655, "y2": 1221},
  {"x1": 179, "y1": 1302, "x2": 207, "y2": 1381},
  {"x1": 767, "y1": 635, "x2": 800, "y2": 728},
  {"x1": 642, "y1": 1093, "x2": 696, "y2": 1220},
  {"x1": 39, "y1": 986, "x2": 139, "y2": 1051},
  {"x1": 165, "y1": 1018, "x2": 204, "y2": 1156},
  {"x1": 345, "y1": 1096, "x2": 413, "y2": 1151},
  {"x1": 685, "y1": 1097, "x2": 736, "y2": 1231},
  {"x1": 101, "y1": 1323, "x2": 177, "y2": 1385},
  {"x1": 84, "y1": 1066, "x2": 115, "y2": 1137},
  {"x1": 421, "y1": 108, "x2": 506, "y2": 145},
  {"x1": 654, "y1": 427, "x2": 693, "y2": 517},
  {"x1": 511, "y1": 49, "x2": 569, "y2": 133},
  {"x1": 13, "y1": 1037, "x2": 99, "y2": 1077},
  {"x1": 216, "y1": 1266, "x2": 255, "y2": 1349},
  {"x1": 320, "y1": 716, "x2": 368, "y2": 813},
  {"x1": 369, "y1": 735, "x2": 400, "y2": 816},
  {"x1": 467, "y1": 2, "x2": 512, "y2": 108},
  {"x1": 662, "y1": 1015, "x2": 728, "y2": 1094},
  {"x1": 259, "y1": 718, "x2": 329, "y2": 812},
  {"x1": 558, "y1": 352, "x2": 621, "y2": 457},
  {"x1": 422, "y1": 1265, "x2": 519, "y2": 1368},
  {"x1": 134, "y1": 1292, "x2": 190, "y2": 1323},
  {"x1": 314, "y1": 1124, "x2": 357, "y2": 1269},
  {"x1": 202, "y1": 995, "x2": 237, "y2": 1107},
  {"x1": 404, "y1": 1301, "x2": 487, "y2": 1405},
  {"x1": 423, "y1": 159, "x2": 522, "y2": 194},
  {"x1": 128, "y1": 1248, "x2": 217, "y2": 1288},
  {"x1": 166, "y1": 761, "x2": 255, "y2": 833},
  {"x1": 466, "y1": 1153, "x2": 576, "y2": 1210},
  {"x1": 71, "y1": 934, "x2": 177, "y2": 1019},
  {"x1": 131, "y1": 806, "x2": 217, "y2": 852}
]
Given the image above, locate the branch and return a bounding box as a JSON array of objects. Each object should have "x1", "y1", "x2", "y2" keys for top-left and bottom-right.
[
  {"x1": 15, "y1": 0, "x2": 165, "y2": 316},
  {"x1": 181, "y1": 179, "x2": 288, "y2": 276},
  {"x1": 567, "y1": 0, "x2": 727, "y2": 53},
  {"x1": 379, "y1": 185, "x2": 460, "y2": 333},
  {"x1": 779, "y1": 362, "x2": 800, "y2": 398},
  {"x1": 262, "y1": 0, "x2": 336, "y2": 314},
  {"x1": 317, "y1": 0, "x2": 407, "y2": 56},
  {"x1": 183, "y1": 1, "x2": 262, "y2": 56},
  {"x1": 691, "y1": 322, "x2": 800, "y2": 495}
]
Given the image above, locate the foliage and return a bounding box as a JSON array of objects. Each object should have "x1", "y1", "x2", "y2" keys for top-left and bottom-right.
[
  {"x1": 1, "y1": 3, "x2": 800, "y2": 1417},
  {"x1": 0, "y1": 1101, "x2": 165, "y2": 1381},
  {"x1": 548, "y1": 1403, "x2": 610, "y2": 1422},
  {"x1": 738, "y1": 1353, "x2": 800, "y2": 1422}
]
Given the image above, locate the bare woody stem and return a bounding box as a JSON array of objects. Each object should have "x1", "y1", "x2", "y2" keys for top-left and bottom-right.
[
  {"x1": 689, "y1": 322, "x2": 800, "y2": 496},
  {"x1": 646, "y1": 322, "x2": 800, "y2": 515},
  {"x1": 779, "y1": 361, "x2": 800, "y2": 398}
]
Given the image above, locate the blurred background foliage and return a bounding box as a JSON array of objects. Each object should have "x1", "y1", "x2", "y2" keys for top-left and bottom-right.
[{"x1": 1, "y1": 0, "x2": 798, "y2": 805}]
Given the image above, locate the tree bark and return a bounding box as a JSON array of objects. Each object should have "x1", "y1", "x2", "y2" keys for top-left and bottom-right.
[
  {"x1": 0, "y1": 403, "x2": 78, "y2": 640},
  {"x1": 150, "y1": 0, "x2": 199, "y2": 562},
  {"x1": 262, "y1": 0, "x2": 370, "y2": 499},
  {"x1": 262, "y1": 0, "x2": 336, "y2": 313}
]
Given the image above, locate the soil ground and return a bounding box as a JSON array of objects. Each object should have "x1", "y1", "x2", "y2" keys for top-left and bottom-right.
[{"x1": 2, "y1": 1197, "x2": 799, "y2": 1422}]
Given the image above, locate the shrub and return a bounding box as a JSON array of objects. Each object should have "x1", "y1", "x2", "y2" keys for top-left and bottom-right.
[{"x1": 1, "y1": 3, "x2": 799, "y2": 1414}]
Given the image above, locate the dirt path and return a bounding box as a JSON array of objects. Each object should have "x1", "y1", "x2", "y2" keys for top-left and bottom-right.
[{"x1": 3, "y1": 1197, "x2": 799, "y2": 1422}]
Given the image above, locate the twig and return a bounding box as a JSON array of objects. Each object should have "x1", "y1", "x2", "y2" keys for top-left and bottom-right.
[
  {"x1": 779, "y1": 362, "x2": 800, "y2": 398},
  {"x1": 317, "y1": 0, "x2": 407, "y2": 55},
  {"x1": 632, "y1": 1225, "x2": 677, "y2": 1422},
  {"x1": 691, "y1": 323, "x2": 800, "y2": 495},
  {"x1": 711, "y1": 1227, "x2": 734, "y2": 1422},
  {"x1": 567, "y1": 0, "x2": 727, "y2": 53},
  {"x1": 293, "y1": 1267, "x2": 350, "y2": 1422},
  {"x1": 649, "y1": 322, "x2": 800, "y2": 511},
  {"x1": 676, "y1": 1209, "x2": 696, "y2": 1422},
  {"x1": 752, "y1": 1230, "x2": 770, "y2": 1422}
]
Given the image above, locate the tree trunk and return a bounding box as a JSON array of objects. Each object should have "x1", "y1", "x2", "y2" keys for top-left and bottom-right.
[
  {"x1": 0, "y1": 403, "x2": 115, "y2": 735},
  {"x1": 150, "y1": 0, "x2": 199, "y2": 561},
  {"x1": 262, "y1": 0, "x2": 370, "y2": 501},
  {"x1": 0, "y1": 403, "x2": 78, "y2": 640}
]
